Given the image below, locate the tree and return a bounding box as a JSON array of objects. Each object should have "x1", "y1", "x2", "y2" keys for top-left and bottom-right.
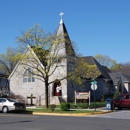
[
  {"x1": 0, "y1": 47, "x2": 19, "y2": 96},
  {"x1": 0, "y1": 74, "x2": 9, "y2": 97},
  {"x1": 94, "y1": 54, "x2": 120, "y2": 71},
  {"x1": 0, "y1": 47, "x2": 21, "y2": 76},
  {"x1": 120, "y1": 62, "x2": 130, "y2": 69},
  {"x1": 68, "y1": 57, "x2": 101, "y2": 85},
  {"x1": 16, "y1": 24, "x2": 100, "y2": 108},
  {"x1": 117, "y1": 62, "x2": 130, "y2": 76}
]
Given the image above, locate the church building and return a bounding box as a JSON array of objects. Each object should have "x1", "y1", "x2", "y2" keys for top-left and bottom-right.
[
  {"x1": 8, "y1": 13, "x2": 130, "y2": 105},
  {"x1": 9, "y1": 13, "x2": 77, "y2": 105}
]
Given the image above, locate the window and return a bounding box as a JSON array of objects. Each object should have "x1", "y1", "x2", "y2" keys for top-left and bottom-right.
[
  {"x1": 125, "y1": 95, "x2": 130, "y2": 99},
  {"x1": 0, "y1": 99, "x2": 6, "y2": 103},
  {"x1": 23, "y1": 68, "x2": 35, "y2": 83},
  {"x1": 7, "y1": 98, "x2": 17, "y2": 102},
  {"x1": 119, "y1": 95, "x2": 124, "y2": 100}
]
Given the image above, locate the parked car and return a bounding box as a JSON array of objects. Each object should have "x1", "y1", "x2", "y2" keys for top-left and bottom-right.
[
  {"x1": 0, "y1": 98, "x2": 26, "y2": 113},
  {"x1": 112, "y1": 93, "x2": 130, "y2": 110}
]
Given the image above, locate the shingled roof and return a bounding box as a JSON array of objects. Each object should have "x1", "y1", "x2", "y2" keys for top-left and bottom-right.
[
  {"x1": 117, "y1": 69, "x2": 130, "y2": 77},
  {"x1": 82, "y1": 56, "x2": 130, "y2": 85},
  {"x1": 122, "y1": 74, "x2": 130, "y2": 82},
  {"x1": 108, "y1": 72, "x2": 121, "y2": 85},
  {"x1": 82, "y1": 56, "x2": 111, "y2": 79}
]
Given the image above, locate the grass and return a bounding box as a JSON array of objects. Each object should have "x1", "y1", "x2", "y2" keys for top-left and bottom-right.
[
  {"x1": 26, "y1": 102, "x2": 106, "y2": 114},
  {"x1": 26, "y1": 108, "x2": 100, "y2": 114}
]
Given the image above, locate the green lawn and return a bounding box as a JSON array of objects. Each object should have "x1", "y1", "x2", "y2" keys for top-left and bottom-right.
[
  {"x1": 26, "y1": 108, "x2": 100, "y2": 114},
  {"x1": 26, "y1": 102, "x2": 106, "y2": 114}
]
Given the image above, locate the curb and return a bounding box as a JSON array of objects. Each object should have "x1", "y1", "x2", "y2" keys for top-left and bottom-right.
[{"x1": 32, "y1": 110, "x2": 113, "y2": 116}]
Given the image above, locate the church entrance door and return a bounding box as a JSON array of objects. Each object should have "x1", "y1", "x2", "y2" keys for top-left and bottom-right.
[{"x1": 53, "y1": 79, "x2": 61, "y2": 96}]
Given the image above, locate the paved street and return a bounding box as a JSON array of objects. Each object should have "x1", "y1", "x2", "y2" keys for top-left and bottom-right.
[
  {"x1": 95, "y1": 109, "x2": 130, "y2": 119},
  {"x1": 0, "y1": 110, "x2": 130, "y2": 130}
]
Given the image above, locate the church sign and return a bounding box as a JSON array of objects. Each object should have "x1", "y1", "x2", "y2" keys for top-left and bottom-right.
[{"x1": 75, "y1": 92, "x2": 89, "y2": 99}]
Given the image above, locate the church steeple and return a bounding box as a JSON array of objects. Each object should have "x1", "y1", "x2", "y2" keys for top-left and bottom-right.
[{"x1": 56, "y1": 12, "x2": 75, "y2": 57}]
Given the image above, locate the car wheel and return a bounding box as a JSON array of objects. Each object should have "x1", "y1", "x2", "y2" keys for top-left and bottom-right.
[{"x1": 2, "y1": 106, "x2": 8, "y2": 113}]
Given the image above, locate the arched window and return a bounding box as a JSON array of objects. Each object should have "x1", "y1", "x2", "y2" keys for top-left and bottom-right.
[{"x1": 23, "y1": 68, "x2": 35, "y2": 83}]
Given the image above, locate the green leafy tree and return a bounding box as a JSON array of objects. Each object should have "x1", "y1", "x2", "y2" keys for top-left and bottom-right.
[
  {"x1": 16, "y1": 24, "x2": 67, "y2": 108},
  {"x1": 0, "y1": 47, "x2": 20, "y2": 76},
  {"x1": 94, "y1": 54, "x2": 120, "y2": 71},
  {"x1": 68, "y1": 57, "x2": 101, "y2": 85},
  {"x1": 16, "y1": 24, "x2": 101, "y2": 108},
  {"x1": 0, "y1": 47, "x2": 21, "y2": 96}
]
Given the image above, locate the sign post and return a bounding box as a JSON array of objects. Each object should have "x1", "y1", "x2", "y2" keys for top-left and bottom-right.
[
  {"x1": 90, "y1": 80, "x2": 97, "y2": 111},
  {"x1": 89, "y1": 91, "x2": 90, "y2": 106}
]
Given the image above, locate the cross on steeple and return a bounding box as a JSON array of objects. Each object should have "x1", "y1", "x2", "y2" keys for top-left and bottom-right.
[
  {"x1": 59, "y1": 12, "x2": 64, "y2": 24},
  {"x1": 59, "y1": 12, "x2": 64, "y2": 20}
]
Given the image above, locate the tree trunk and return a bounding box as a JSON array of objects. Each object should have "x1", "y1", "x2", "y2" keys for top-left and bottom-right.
[{"x1": 45, "y1": 81, "x2": 49, "y2": 109}]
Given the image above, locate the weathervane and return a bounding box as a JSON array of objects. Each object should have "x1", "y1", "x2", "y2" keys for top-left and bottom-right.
[{"x1": 59, "y1": 12, "x2": 64, "y2": 19}]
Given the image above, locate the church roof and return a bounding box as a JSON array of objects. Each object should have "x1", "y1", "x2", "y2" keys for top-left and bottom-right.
[
  {"x1": 108, "y1": 72, "x2": 121, "y2": 85},
  {"x1": 56, "y1": 18, "x2": 75, "y2": 57},
  {"x1": 116, "y1": 68, "x2": 130, "y2": 77},
  {"x1": 122, "y1": 74, "x2": 130, "y2": 82},
  {"x1": 82, "y1": 56, "x2": 111, "y2": 79},
  {"x1": 82, "y1": 56, "x2": 130, "y2": 84}
]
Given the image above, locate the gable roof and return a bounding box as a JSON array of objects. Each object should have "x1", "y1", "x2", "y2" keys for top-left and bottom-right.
[
  {"x1": 8, "y1": 46, "x2": 44, "y2": 79},
  {"x1": 108, "y1": 72, "x2": 122, "y2": 85},
  {"x1": 108, "y1": 72, "x2": 130, "y2": 86},
  {"x1": 82, "y1": 56, "x2": 111, "y2": 79},
  {"x1": 82, "y1": 56, "x2": 130, "y2": 84}
]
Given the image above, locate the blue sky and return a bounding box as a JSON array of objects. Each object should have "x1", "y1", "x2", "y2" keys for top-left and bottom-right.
[{"x1": 0, "y1": 0, "x2": 130, "y2": 63}]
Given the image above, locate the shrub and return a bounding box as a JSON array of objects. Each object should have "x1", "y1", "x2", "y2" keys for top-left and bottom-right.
[
  {"x1": 60, "y1": 102, "x2": 70, "y2": 111},
  {"x1": 70, "y1": 104, "x2": 77, "y2": 109},
  {"x1": 50, "y1": 104, "x2": 56, "y2": 111},
  {"x1": 79, "y1": 103, "x2": 89, "y2": 108},
  {"x1": 70, "y1": 102, "x2": 105, "y2": 109},
  {"x1": 88, "y1": 102, "x2": 106, "y2": 109},
  {"x1": 101, "y1": 95, "x2": 105, "y2": 102}
]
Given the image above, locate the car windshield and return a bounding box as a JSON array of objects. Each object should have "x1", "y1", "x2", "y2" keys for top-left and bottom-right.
[{"x1": 7, "y1": 98, "x2": 18, "y2": 102}]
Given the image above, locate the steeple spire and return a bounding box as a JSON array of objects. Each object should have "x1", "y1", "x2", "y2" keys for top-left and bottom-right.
[
  {"x1": 59, "y1": 12, "x2": 64, "y2": 24},
  {"x1": 56, "y1": 12, "x2": 75, "y2": 57}
]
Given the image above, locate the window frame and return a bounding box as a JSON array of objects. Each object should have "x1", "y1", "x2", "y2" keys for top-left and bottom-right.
[{"x1": 23, "y1": 68, "x2": 35, "y2": 83}]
